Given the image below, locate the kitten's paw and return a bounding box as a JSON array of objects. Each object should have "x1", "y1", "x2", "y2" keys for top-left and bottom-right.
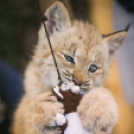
[
  {"x1": 56, "y1": 113, "x2": 66, "y2": 126},
  {"x1": 77, "y1": 88, "x2": 118, "y2": 133},
  {"x1": 54, "y1": 127, "x2": 63, "y2": 134},
  {"x1": 32, "y1": 92, "x2": 64, "y2": 131}
]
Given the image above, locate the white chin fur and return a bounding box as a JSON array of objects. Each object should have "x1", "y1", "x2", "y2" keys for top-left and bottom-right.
[{"x1": 70, "y1": 81, "x2": 75, "y2": 87}]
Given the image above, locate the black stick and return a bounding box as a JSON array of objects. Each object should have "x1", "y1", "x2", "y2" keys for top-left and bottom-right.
[{"x1": 36, "y1": 0, "x2": 62, "y2": 84}]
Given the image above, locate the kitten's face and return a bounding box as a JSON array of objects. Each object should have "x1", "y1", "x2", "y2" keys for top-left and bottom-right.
[{"x1": 34, "y1": 2, "x2": 127, "y2": 92}]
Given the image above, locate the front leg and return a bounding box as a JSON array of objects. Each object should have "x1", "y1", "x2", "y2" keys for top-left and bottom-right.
[
  {"x1": 77, "y1": 88, "x2": 118, "y2": 134},
  {"x1": 32, "y1": 92, "x2": 64, "y2": 134}
]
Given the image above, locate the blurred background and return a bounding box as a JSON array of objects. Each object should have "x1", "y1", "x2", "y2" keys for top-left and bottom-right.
[{"x1": 0, "y1": 0, "x2": 134, "y2": 134}]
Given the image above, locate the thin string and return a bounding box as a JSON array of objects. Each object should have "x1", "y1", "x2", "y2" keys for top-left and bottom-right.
[{"x1": 36, "y1": 0, "x2": 62, "y2": 85}]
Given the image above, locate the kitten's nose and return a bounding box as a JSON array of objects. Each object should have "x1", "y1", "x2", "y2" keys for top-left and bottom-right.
[{"x1": 73, "y1": 77, "x2": 83, "y2": 85}]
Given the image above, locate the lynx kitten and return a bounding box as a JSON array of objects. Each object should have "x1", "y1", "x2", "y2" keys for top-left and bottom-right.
[{"x1": 12, "y1": 1, "x2": 127, "y2": 134}]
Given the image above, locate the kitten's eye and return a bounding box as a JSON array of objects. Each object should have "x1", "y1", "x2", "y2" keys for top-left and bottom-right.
[
  {"x1": 64, "y1": 55, "x2": 75, "y2": 64},
  {"x1": 89, "y1": 64, "x2": 97, "y2": 73}
]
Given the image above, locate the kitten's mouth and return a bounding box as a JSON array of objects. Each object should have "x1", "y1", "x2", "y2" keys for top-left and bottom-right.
[{"x1": 72, "y1": 77, "x2": 83, "y2": 86}]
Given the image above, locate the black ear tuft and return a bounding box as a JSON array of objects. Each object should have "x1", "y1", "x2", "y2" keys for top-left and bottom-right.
[
  {"x1": 125, "y1": 24, "x2": 130, "y2": 32},
  {"x1": 102, "y1": 24, "x2": 130, "y2": 38},
  {"x1": 103, "y1": 29, "x2": 127, "y2": 64}
]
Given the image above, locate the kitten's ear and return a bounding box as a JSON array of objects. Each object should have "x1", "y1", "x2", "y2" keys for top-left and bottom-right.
[
  {"x1": 103, "y1": 27, "x2": 128, "y2": 63},
  {"x1": 45, "y1": 1, "x2": 71, "y2": 35}
]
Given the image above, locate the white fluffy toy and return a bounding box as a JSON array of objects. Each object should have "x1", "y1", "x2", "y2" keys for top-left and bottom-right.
[{"x1": 52, "y1": 82, "x2": 93, "y2": 134}]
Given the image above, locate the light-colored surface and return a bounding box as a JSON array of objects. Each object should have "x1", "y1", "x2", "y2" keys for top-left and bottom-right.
[
  {"x1": 65, "y1": 112, "x2": 93, "y2": 134},
  {"x1": 105, "y1": 60, "x2": 134, "y2": 134},
  {"x1": 114, "y1": 1, "x2": 134, "y2": 104},
  {"x1": 89, "y1": 0, "x2": 134, "y2": 134}
]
